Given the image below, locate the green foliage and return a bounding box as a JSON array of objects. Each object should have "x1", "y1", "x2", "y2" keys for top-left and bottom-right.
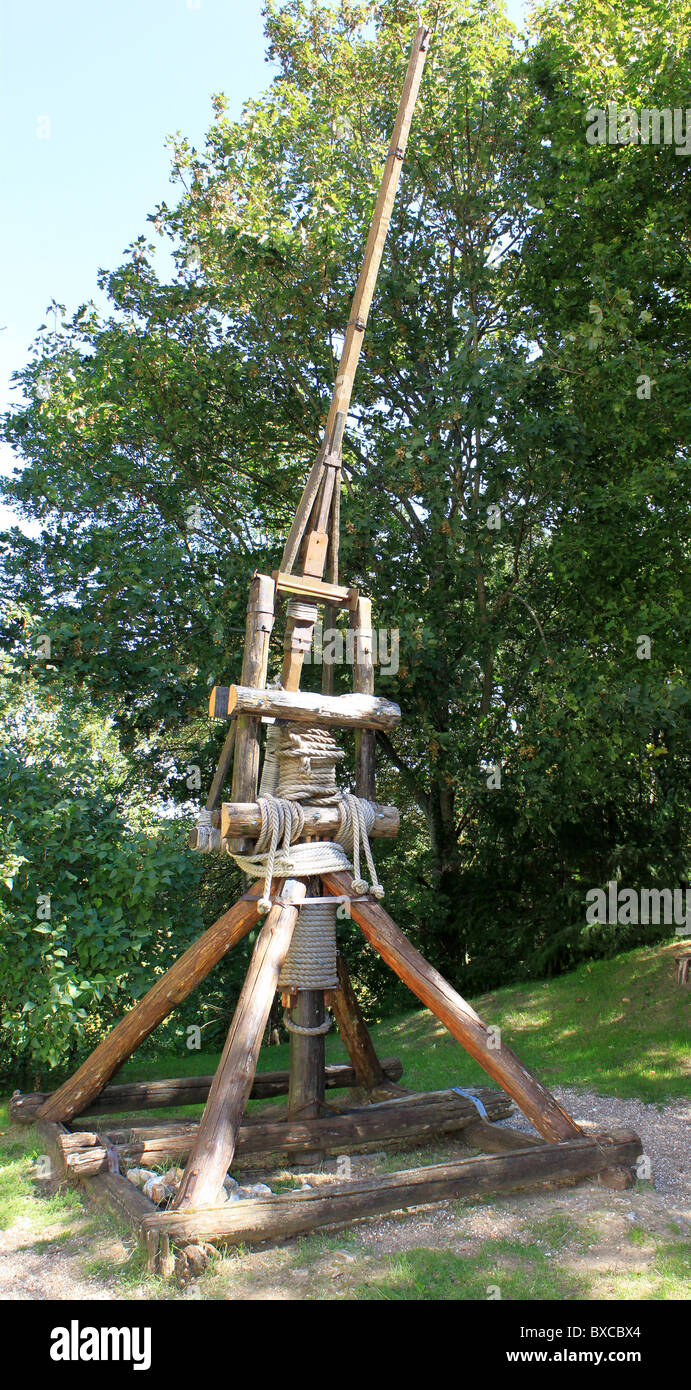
[{"x1": 0, "y1": 642, "x2": 204, "y2": 1082}]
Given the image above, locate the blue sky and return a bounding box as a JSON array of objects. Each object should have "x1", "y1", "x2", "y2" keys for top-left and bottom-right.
[{"x1": 0, "y1": 0, "x2": 528, "y2": 524}]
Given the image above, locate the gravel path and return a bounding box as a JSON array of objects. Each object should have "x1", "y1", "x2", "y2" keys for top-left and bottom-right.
[{"x1": 495, "y1": 1088, "x2": 690, "y2": 1198}]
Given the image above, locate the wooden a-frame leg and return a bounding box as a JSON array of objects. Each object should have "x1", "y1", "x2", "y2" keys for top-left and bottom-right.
[
  {"x1": 322, "y1": 872, "x2": 582, "y2": 1144},
  {"x1": 327, "y1": 953, "x2": 405, "y2": 1099},
  {"x1": 38, "y1": 885, "x2": 265, "y2": 1125},
  {"x1": 174, "y1": 880, "x2": 307, "y2": 1212}
]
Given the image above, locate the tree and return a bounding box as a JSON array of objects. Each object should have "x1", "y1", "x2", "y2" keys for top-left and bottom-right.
[{"x1": 0, "y1": 620, "x2": 205, "y2": 1082}]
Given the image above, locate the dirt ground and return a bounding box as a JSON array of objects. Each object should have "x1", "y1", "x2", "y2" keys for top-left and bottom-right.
[{"x1": 1, "y1": 1088, "x2": 688, "y2": 1300}]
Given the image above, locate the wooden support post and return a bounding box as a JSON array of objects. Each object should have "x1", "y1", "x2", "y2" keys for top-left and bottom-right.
[
  {"x1": 288, "y1": 991, "x2": 327, "y2": 1120},
  {"x1": 322, "y1": 872, "x2": 583, "y2": 1144},
  {"x1": 351, "y1": 596, "x2": 376, "y2": 800},
  {"x1": 229, "y1": 572, "x2": 276, "y2": 852},
  {"x1": 174, "y1": 879, "x2": 307, "y2": 1212},
  {"x1": 328, "y1": 953, "x2": 387, "y2": 1093},
  {"x1": 287, "y1": 989, "x2": 327, "y2": 1167},
  {"x1": 37, "y1": 885, "x2": 265, "y2": 1124},
  {"x1": 286, "y1": 872, "x2": 327, "y2": 1165}
]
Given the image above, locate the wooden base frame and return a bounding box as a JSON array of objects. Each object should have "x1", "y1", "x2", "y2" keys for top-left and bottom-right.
[
  {"x1": 31, "y1": 1110, "x2": 641, "y2": 1281},
  {"x1": 12, "y1": 873, "x2": 642, "y2": 1281}
]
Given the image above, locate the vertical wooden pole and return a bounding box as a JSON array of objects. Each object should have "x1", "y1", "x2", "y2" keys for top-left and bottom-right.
[
  {"x1": 286, "y1": 874, "x2": 327, "y2": 1165},
  {"x1": 288, "y1": 993, "x2": 327, "y2": 1117},
  {"x1": 174, "y1": 879, "x2": 306, "y2": 1212},
  {"x1": 280, "y1": 23, "x2": 431, "y2": 576},
  {"x1": 351, "y1": 596, "x2": 376, "y2": 800},
  {"x1": 229, "y1": 573, "x2": 276, "y2": 852}
]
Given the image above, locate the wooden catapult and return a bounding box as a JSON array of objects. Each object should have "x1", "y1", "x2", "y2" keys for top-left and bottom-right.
[{"x1": 11, "y1": 25, "x2": 641, "y2": 1278}]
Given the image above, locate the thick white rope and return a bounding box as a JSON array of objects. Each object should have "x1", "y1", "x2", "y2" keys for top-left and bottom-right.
[
  {"x1": 278, "y1": 900, "x2": 338, "y2": 991},
  {"x1": 227, "y1": 720, "x2": 385, "y2": 913}
]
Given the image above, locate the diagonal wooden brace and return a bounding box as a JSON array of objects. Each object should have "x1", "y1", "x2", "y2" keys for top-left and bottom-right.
[
  {"x1": 322, "y1": 872, "x2": 582, "y2": 1143},
  {"x1": 173, "y1": 879, "x2": 307, "y2": 1212},
  {"x1": 38, "y1": 885, "x2": 266, "y2": 1124}
]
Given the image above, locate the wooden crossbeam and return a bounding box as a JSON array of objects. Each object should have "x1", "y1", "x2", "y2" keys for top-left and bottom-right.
[
  {"x1": 10, "y1": 1059, "x2": 404, "y2": 1125},
  {"x1": 60, "y1": 1089, "x2": 515, "y2": 1175},
  {"x1": 210, "y1": 684, "x2": 400, "y2": 730},
  {"x1": 220, "y1": 800, "x2": 399, "y2": 840},
  {"x1": 273, "y1": 571, "x2": 356, "y2": 608}
]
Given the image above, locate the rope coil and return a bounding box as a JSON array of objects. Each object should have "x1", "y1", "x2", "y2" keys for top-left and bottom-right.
[
  {"x1": 227, "y1": 719, "x2": 386, "y2": 914},
  {"x1": 278, "y1": 901, "x2": 338, "y2": 991}
]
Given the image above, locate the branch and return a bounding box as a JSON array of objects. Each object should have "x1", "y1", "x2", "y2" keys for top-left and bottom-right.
[{"x1": 376, "y1": 730, "x2": 431, "y2": 821}]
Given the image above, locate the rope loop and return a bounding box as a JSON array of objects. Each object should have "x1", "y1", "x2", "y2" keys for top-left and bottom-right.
[{"x1": 283, "y1": 1010, "x2": 331, "y2": 1036}]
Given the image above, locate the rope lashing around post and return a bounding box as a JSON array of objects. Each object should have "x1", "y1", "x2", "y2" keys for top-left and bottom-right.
[
  {"x1": 280, "y1": 901, "x2": 337, "y2": 1036},
  {"x1": 227, "y1": 720, "x2": 385, "y2": 911},
  {"x1": 279, "y1": 900, "x2": 338, "y2": 992}
]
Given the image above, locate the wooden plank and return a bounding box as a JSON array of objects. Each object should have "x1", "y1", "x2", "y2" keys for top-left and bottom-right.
[
  {"x1": 11, "y1": 1057, "x2": 404, "y2": 1125},
  {"x1": 220, "y1": 800, "x2": 399, "y2": 841},
  {"x1": 303, "y1": 530, "x2": 328, "y2": 577},
  {"x1": 36, "y1": 885, "x2": 265, "y2": 1124},
  {"x1": 214, "y1": 685, "x2": 401, "y2": 731},
  {"x1": 322, "y1": 872, "x2": 583, "y2": 1144},
  {"x1": 279, "y1": 23, "x2": 431, "y2": 576},
  {"x1": 273, "y1": 572, "x2": 356, "y2": 608},
  {"x1": 459, "y1": 1120, "x2": 543, "y2": 1153},
  {"x1": 173, "y1": 880, "x2": 307, "y2": 1211},
  {"x1": 141, "y1": 1130, "x2": 642, "y2": 1247},
  {"x1": 63, "y1": 1089, "x2": 515, "y2": 1175},
  {"x1": 351, "y1": 596, "x2": 376, "y2": 800}
]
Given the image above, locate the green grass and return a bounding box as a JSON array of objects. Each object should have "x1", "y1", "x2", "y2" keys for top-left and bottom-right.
[
  {"x1": 349, "y1": 1229, "x2": 691, "y2": 1301},
  {"x1": 0, "y1": 1113, "x2": 84, "y2": 1234},
  {"x1": 100, "y1": 938, "x2": 689, "y2": 1106},
  {"x1": 351, "y1": 1240, "x2": 587, "y2": 1300}
]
